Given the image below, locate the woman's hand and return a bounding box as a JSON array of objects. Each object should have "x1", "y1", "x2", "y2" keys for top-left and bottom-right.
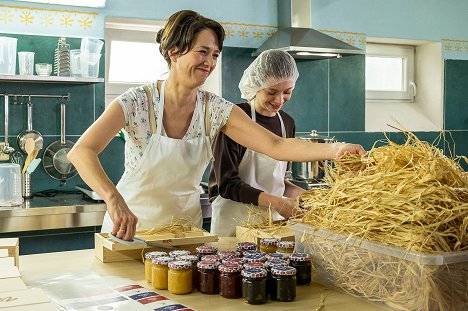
[
  {"x1": 258, "y1": 193, "x2": 303, "y2": 219},
  {"x1": 107, "y1": 192, "x2": 138, "y2": 241},
  {"x1": 334, "y1": 143, "x2": 367, "y2": 158}
]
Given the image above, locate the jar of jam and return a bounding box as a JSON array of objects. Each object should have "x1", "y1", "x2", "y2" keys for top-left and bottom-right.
[
  {"x1": 197, "y1": 260, "x2": 220, "y2": 294},
  {"x1": 177, "y1": 254, "x2": 199, "y2": 289},
  {"x1": 259, "y1": 238, "x2": 279, "y2": 254},
  {"x1": 144, "y1": 251, "x2": 167, "y2": 282},
  {"x1": 264, "y1": 259, "x2": 288, "y2": 298},
  {"x1": 276, "y1": 241, "x2": 295, "y2": 258},
  {"x1": 266, "y1": 252, "x2": 287, "y2": 262},
  {"x1": 242, "y1": 267, "x2": 268, "y2": 305},
  {"x1": 242, "y1": 253, "x2": 267, "y2": 265},
  {"x1": 152, "y1": 256, "x2": 173, "y2": 290},
  {"x1": 169, "y1": 249, "x2": 191, "y2": 258},
  {"x1": 168, "y1": 260, "x2": 193, "y2": 294},
  {"x1": 218, "y1": 262, "x2": 242, "y2": 299},
  {"x1": 236, "y1": 242, "x2": 257, "y2": 256},
  {"x1": 270, "y1": 266, "x2": 296, "y2": 302},
  {"x1": 243, "y1": 249, "x2": 265, "y2": 257},
  {"x1": 222, "y1": 257, "x2": 243, "y2": 266},
  {"x1": 243, "y1": 262, "x2": 264, "y2": 270},
  {"x1": 201, "y1": 254, "x2": 220, "y2": 262},
  {"x1": 196, "y1": 245, "x2": 218, "y2": 261},
  {"x1": 290, "y1": 253, "x2": 312, "y2": 285},
  {"x1": 218, "y1": 250, "x2": 240, "y2": 261}
]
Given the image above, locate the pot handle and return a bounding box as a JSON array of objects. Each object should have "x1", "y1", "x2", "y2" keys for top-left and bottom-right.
[
  {"x1": 60, "y1": 101, "x2": 65, "y2": 145},
  {"x1": 27, "y1": 96, "x2": 33, "y2": 131}
]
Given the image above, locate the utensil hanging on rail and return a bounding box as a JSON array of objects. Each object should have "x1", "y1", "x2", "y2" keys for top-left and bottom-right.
[
  {"x1": 17, "y1": 95, "x2": 44, "y2": 154},
  {"x1": 2, "y1": 95, "x2": 15, "y2": 155},
  {"x1": 42, "y1": 99, "x2": 77, "y2": 183}
]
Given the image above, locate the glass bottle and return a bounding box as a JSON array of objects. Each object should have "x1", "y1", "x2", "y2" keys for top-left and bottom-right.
[
  {"x1": 167, "y1": 260, "x2": 193, "y2": 294},
  {"x1": 241, "y1": 267, "x2": 268, "y2": 305}
]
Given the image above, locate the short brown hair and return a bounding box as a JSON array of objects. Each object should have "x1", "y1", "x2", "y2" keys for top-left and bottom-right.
[{"x1": 156, "y1": 10, "x2": 225, "y2": 67}]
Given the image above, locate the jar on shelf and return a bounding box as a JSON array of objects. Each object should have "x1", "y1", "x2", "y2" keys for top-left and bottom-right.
[
  {"x1": 152, "y1": 256, "x2": 174, "y2": 290},
  {"x1": 259, "y1": 238, "x2": 279, "y2": 254},
  {"x1": 167, "y1": 260, "x2": 193, "y2": 295},
  {"x1": 177, "y1": 254, "x2": 199, "y2": 289},
  {"x1": 276, "y1": 241, "x2": 295, "y2": 257},
  {"x1": 144, "y1": 251, "x2": 167, "y2": 282},
  {"x1": 218, "y1": 262, "x2": 242, "y2": 299},
  {"x1": 169, "y1": 249, "x2": 191, "y2": 258},
  {"x1": 218, "y1": 250, "x2": 240, "y2": 261},
  {"x1": 290, "y1": 253, "x2": 312, "y2": 285},
  {"x1": 236, "y1": 242, "x2": 257, "y2": 256},
  {"x1": 196, "y1": 245, "x2": 218, "y2": 261},
  {"x1": 197, "y1": 259, "x2": 220, "y2": 294},
  {"x1": 270, "y1": 266, "x2": 297, "y2": 302},
  {"x1": 241, "y1": 267, "x2": 268, "y2": 305}
]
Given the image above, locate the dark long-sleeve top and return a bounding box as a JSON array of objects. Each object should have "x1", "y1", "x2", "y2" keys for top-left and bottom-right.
[{"x1": 208, "y1": 102, "x2": 296, "y2": 205}]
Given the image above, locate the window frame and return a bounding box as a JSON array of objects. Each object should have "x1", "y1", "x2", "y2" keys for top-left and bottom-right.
[{"x1": 365, "y1": 43, "x2": 415, "y2": 102}]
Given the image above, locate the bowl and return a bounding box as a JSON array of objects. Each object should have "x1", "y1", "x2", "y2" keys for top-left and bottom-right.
[{"x1": 35, "y1": 63, "x2": 52, "y2": 76}]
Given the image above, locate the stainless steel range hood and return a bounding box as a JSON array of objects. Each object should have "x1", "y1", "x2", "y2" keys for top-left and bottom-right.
[{"x1": 253, "y1": 0, "x2": 364, "y2": 60}]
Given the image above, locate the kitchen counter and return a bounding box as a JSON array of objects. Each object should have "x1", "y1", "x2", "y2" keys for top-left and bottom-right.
[
  {"x1": 19, "y1": 238, "x2": 386, "y2": 311},
  {"x1": 0, "y1": 193, "x2": 106, "y2": 233}
]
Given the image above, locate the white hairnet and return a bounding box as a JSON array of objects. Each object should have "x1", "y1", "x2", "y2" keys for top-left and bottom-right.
[{"x1": 239, "y1": 49, "x2": 299, "y2": 100}]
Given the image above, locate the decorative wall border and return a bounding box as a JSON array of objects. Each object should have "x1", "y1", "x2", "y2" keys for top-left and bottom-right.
[{"x1": 442, "y1": 39, "x2": 468, "y2": 60}]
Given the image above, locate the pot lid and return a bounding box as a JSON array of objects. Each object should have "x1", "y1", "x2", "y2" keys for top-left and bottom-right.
[{"x1": 298, "y1": 130, "x2": 335, "y2": 143}]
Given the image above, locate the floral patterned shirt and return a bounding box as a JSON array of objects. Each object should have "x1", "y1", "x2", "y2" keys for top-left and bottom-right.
[{"x1": 116, "y1": 82, "x2": 233, "y2": 177}]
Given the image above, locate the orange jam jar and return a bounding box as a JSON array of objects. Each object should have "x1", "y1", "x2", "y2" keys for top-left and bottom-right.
[
  {"x1": 144, "y1": 251, "x2": 167, "y2": 282},
  {"x1": 276, "y1": 241, "x2": 295, "y2": 258},
  {"x1": 168, "y1": 260, "x2": 193, "y2": 294},
  {"x1": 151, "y1": 256, "x2": 174, "y2": 290}
]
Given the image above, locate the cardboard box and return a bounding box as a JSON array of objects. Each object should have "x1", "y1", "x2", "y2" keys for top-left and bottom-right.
[
  {"x1": 0, "y1": 238, "x2": 19, "y2": 268},
  {"x1": 235, "y1": 223, "x2": 295, "y2": 248}
]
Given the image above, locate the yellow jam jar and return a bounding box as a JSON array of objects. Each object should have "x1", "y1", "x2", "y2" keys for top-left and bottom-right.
[
  {"x1": 276, "y1": 241, "x2": 296, "y2": 258},
  {"x1": 144, "y1": 251, "x2": 167, "y2": 282},
  {"x1": 152, "y1": 256, "x2": 174, "y2": 290},
  {"x1": 259, "y1": 238, "x2": 279, "y2": 254},
  {"x1": 168, "y1": 260, "x2": 193, "y2": 294}
]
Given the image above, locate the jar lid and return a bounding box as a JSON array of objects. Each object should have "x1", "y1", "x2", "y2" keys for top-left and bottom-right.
[
  {"x1": 271, "y1": 266, "x2": 296, "y2": 276},
  {"x1": 264, "y1": 259, "x2": 289, "y2": 269},
  {"x1": 168, "y1": 260, "x2": 192, "y2": 270},
  {"x1": 169, "y1": 250, "x2": 191, "y2": 258},
  {"x1": 266, "y1": 253, "x2": 287, "y2": 261},
  {"x1": 145, "y1": 251, "x2": 167, "y2": 259},
  {"x1": 260, "y1": 238, "x2": 279, "y2": 246},
  {"x1": 152, "y1": 256, "x2": 174, "y2": 266},
  {"x1": 218, "y1": 250, "x2": 240, "y2": 260},
  {"x1": 277, "y1": 241, "x2": 295, "y2": 249},
  {"x1": 177, "y1": 254, "x2": 198, "y2": 264},
  {"x1": 243, "y1": 250, "x2": 265, "y2": 256},
  {"x1": 243, "y1": 253, "x2": 267, "y2": 263},
  {"x1": 218, "y1": 262, "x2": 242, "y2": 273},
  {"x1": 236, "y1": 242, "x2": 257, "y2": 251},
  {"x1": 197, "y1": 259, "x2": 219, "y2": 270},
  {"x1": 243, "y1": 262, "x2": 265, "y2": 270},
  {"x1": 196, "y1": 245, "x2": 218, "y2": 254},
  {"x1": 290, "y1": 253, "x2": 311, "y2": 262},
  {"x1": 298, "y1": 130, "x2": 335, "y2": 143},
  {"x1": 241, "y1": 267, "x2": 267, "y2": 278},
  {"x1": 201, "y1": 254, "x2": 220, "y2": 262},
  {"x1": 222, "y1": 257, "x2": 243, "y2": 265}
]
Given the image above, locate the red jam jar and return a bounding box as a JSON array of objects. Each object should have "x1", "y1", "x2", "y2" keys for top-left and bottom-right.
[
  {"x1": 197, "y1": 259, "x2": 220, "y2": 294},
  {"x1": 218, "y1": 262, "x2": 242, "y2": 299}
]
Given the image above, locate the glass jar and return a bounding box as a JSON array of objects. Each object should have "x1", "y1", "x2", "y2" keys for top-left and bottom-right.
[
  {"x1": 151, "y1": 256, "x2": 173, "y2": 290},
  {"x1": 236, "y1": 242, "x2": 257, "y2": 256},
  {"x1": 218, "y1": 250, "x2": 240, "y2": 261},
  {"x1": 270, "y1": 266, "x2": 296, "y2": 302},
  {"x1": 197, "y1": 260, "x2": 220, "y2": 294},
  {"x1": 242, "y1": 253, "x2": 267, "y2": 265},
  {"x1": 177, "y1": 254, "x2": 199, "y2": 289},
  {"x1": 200, "y1": 254, "x2": 220, "y2": 262},
  {"x1": 290, "y1": 253, "x2": 312, "y2": 285},
  {"x1": 259, "y1": 238, "x2": 279, "y2": 254},
  {"x1": 266, "y1": 252, "x2": 287, "y2": 262},
  {"x1": 196, "y1": 245, "x2": 218, "y2": 261},
  {"x1": 218, "y1": 263, "x2": 242, "y2": 299},
  {"x1": 243, "y1": 262, "x2": 264, "y2": 270},
  {"x1": 167, "y1": 260, "x2": 193, "y2": 294},
  {"x1": 276, "y1": 241, "x2": 295, "y2": 258},
  {"x1": 169, "y1": 249, "x2": 191, "y2": 258},
  {"x1": 264, "y1": 259, "x2": 289, "y2": 298},
  {"x1": 144, "y1": 251, "x2": 167, "y2": 282},
  {"x1": 222, "y1": 257, "x2": 243, "y2": 266},
  {"x1": 241, "y1": 267, "x2": 268, "y2": 305}
]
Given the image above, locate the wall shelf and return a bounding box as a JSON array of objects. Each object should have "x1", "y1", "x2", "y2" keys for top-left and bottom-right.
[{"x1": 0, "y1": 75, "x2": 104, "y2": 84}]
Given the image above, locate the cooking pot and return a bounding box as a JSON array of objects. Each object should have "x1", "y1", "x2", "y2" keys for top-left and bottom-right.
[{"x1": 291, "y1": 130, "x2": 336, "y2": 183}]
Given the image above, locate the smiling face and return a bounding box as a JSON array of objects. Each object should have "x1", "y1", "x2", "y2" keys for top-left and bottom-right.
[
  {"x1": 254, "y1": 80, "x2": 295, "y2": 117},
  {"x1": 169, "y1": 28, "x2": 220, "y2": 88}
]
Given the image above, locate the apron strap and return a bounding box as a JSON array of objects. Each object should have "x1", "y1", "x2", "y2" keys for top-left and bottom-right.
[
  {"x1": 204, "y1": 91, "x2": 211, "y2": 140},
  {"x1": 143, "y1": 84, "x2": 157, "y2": 134}
]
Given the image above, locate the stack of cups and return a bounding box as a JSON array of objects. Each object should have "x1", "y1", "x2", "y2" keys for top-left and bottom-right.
[{"x1": 70, "y1": 37, "x2": 103, "y2": 78}]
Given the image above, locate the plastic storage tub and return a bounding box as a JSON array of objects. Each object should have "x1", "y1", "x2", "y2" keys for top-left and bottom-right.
[{"x1": 292, "y1": 222, "x2": 468, "y2": 311}]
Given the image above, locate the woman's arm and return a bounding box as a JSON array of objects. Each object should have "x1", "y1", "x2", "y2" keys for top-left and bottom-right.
[
  {"x1": 221, "y1": 105, "x2": 366, "y2": 161},
  {"x1": 67, "y1": 101, "x2": 137, "y2": 240},
  {"x1": 283, "y1": 179, "x2": 305, "y2": 198}
]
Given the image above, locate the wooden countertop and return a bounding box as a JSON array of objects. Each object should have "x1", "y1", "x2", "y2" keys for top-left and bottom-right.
[{"x1": 19, "y1": 238, "x2": 386, "y2": 311}]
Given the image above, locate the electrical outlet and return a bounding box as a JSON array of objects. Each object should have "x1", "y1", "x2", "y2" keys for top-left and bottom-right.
[{"x1": 0, "y1": 143, "x2": 10, "y2": 161}]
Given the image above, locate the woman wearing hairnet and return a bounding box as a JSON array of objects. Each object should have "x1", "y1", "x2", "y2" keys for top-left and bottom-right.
[{"x1": 208, "y1": 49, "x2": 308, "y2": 236}]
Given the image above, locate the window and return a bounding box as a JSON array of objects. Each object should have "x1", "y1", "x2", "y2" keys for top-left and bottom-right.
[{"x1": 366, "y1": 43, "x2": 415, "y2": 102}]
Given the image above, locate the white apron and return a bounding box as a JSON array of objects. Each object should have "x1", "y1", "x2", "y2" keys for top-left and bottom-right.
[
  {"x1": 102, "y1": 81, "x2": 212, "y2": 232},
  {"x1": 210, "y1": 100, "x2": 288, "y2": 236}
]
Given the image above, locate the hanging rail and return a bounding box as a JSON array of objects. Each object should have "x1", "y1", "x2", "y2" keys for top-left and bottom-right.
[{"x1": 0, "y1": 93, "x2": 71, "y2": 102}]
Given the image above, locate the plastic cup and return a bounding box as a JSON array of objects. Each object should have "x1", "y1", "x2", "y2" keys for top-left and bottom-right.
[
  {"x1": 70, "y1": 49, "x2": 81, "y2": 77},
  {"x1": 80, "y1": 52, "x2": 101, "y2": 78},
  {"x1": 18, "y1": 51, "x2": 35, "y2": 75},
  {"x1": 0, "y1": 37, "x2": 17, "y2": 75},
  {"x1": 80, "y1": 37, "x2": 104, "y2": 55}
]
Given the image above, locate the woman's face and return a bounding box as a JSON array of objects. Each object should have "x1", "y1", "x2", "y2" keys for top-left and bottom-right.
[
  {"x1": 171, "y1": 28, "x2": 220, "y2": 87},
  {"x1": 254, "y1": 80, "x2": 295, "y2": 117}
]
